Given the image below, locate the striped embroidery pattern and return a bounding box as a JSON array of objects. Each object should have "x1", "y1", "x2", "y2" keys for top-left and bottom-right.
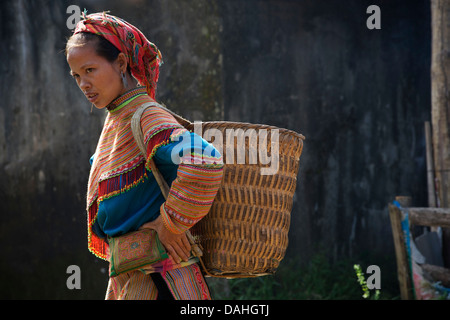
[
  {"x1": 140, "y1": 107, "x2": 224, "y2": 235},
  {"x1": 87, "y1": 87, "x2": 149, "y2": 209},
  {"x1": 105, "y1": 271, "x2": 158, "y2": 300},
  {"x1": 161, "y1": 163, "x2": 224, "y2": 234},
  {"x1": 86, "y1": 88, "x2": 183, "y2": 259},
  {"x1": 86, "y1": 87, "x2": 224, "y2": 261},
  {"x1": 163, "y1": 264, "x2": 211, "y2": 300},
  {"x1": 104, "y1": 264, "x2": 210, "y2": 300},
  {"x1": 87, "y1": 89, "x2": 153, "y2": 259},
  {"x1": 141, "y1": 106, "x2": 187, "y2": 146}
]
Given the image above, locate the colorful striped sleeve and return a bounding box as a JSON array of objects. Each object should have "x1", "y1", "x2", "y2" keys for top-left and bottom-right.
[{"x1": 141, "y1": 106, "x2": 224, "y2": 234}]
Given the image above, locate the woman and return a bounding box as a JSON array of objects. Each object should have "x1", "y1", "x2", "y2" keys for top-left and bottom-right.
[{"x1": 65, "y1": 12, "x2": 224, "y2": 300}]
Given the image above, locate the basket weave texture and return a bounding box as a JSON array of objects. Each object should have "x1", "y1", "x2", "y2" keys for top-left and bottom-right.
[{"x1": 181, "y1": 120, "x2": 305, "y2": 278}]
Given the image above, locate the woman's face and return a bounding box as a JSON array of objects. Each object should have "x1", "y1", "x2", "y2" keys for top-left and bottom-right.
[{"x1": 66, "y1": 42, "x2": 124, "y2": 109}]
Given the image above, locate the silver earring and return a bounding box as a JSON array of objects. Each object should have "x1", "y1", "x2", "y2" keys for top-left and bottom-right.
[{"x1": 121, "y1": 72, "x2": 128, "y2": 89}]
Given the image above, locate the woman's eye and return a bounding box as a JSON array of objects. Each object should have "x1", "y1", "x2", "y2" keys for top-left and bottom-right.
[{"x1": 86, "y1": 68, "x2": 93, "y2": 73}]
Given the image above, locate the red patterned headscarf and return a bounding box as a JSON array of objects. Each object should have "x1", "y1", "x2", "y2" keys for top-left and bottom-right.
[{"x1": 73, "y1": 12, "x2": 162, "y2": 99}]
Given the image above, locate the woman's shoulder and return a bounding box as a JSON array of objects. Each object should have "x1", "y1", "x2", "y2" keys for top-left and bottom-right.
[
  {"x1": 140, "y1": 102, "x2": 182, "y2": 127},
  {"x1": 138, "y1": 101, "x2": 187, "y2": 142}
]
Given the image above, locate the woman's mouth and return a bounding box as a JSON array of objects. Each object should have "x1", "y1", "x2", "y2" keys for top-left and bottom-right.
[{"x1": 86, "y1": 93, "x2": 98, "y2": 103}]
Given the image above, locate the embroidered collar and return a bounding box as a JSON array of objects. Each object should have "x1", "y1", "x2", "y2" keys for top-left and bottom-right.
[{"x1": 106, "y1": 87, "x2": 148, "y2": 113}]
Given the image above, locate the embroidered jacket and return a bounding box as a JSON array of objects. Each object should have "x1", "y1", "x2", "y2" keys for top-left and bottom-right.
[{"x1": 86, "y1": 87, "x2": 224, "y2": 260}]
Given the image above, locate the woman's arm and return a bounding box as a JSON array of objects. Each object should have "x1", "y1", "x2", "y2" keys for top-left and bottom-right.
[{"x1": 138, "y1": 107, "x2": 224, "y2": 263}]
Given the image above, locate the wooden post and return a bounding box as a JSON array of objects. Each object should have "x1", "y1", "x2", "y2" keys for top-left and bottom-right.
[
  {"x1": 431, "y1": 0, "x2": 450, "y2": 209},
  {"x1": 389, "y1": 200, "x2": 450, "y2": 299},
  {"x1": 425, "y1": 122, "x2": 437, "y2": 208},
  {"x1": 431, "y1": 0, "x2": 450, "y2": 268},
  {"x1": 388, "y1": 197, "x2": 414, "y2": 300},
  {"x1": 408, "y1": 207, "x2": 450, "y2": 228}
]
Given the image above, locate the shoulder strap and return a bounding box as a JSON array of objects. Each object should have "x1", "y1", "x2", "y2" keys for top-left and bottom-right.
[
  {"x1": 131, "y1": 102, "x2": 159, "y2": 156},
  {"x1": 131, "y1": 102, "x2": 170, "y2": 199}
]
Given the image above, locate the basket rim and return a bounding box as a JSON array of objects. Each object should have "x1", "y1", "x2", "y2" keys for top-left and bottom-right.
[{"x1": 196, "y1": 120, "x2": 306, "y2": 141}]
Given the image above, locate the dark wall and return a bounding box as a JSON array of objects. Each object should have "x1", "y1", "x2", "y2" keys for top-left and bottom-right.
[
  {"x1": 0, "y1": 0, "x2": 431, "y2": 299},
  {"x1": 218, "y1": 0, "x2": 431, "y2": 262}
]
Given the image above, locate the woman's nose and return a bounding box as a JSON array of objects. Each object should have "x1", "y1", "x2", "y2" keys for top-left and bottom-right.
[{"x1": 79, "y1": 77, "x2": 91, "y2": 91}]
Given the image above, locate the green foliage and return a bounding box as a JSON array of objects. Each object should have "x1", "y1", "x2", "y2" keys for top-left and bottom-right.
[{"x1": 353, "y1": 264, "x2": 380, "y2": 299}]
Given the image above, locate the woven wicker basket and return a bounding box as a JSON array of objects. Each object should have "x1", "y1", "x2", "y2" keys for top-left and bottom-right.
[
  {"x1": 185, "y1": 120, "x2": 304, "y2": 278},
  {"x1": 144, "y1": 105, "x2": 305, "y2": 278}
]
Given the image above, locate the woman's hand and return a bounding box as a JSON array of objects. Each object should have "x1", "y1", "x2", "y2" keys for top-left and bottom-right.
[{"x1": 139, "y1": 216, "x2": 191, "y2": 263}]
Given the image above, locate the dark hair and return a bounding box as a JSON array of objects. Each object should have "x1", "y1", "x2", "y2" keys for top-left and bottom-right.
[
  {"x1": 65, "y1": 32, "x2": 121, "y2": 62},
  {"x1": 66, "y1": 32, "x2": 132, "y2": 75}
]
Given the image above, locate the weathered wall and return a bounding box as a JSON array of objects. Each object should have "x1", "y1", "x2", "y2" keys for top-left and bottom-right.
[
  {"x1": 0, "y1": 0, "x2": 431, "y2": 299},
  {"x1": 0, "y1": 0, "x2": 109, "y2": 299},
  {"x1": 217, "y1": 0, "x2": 431, "y2": 263}
]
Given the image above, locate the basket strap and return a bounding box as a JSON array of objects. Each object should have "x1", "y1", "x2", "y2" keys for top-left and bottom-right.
[
  {"x1": 131, "y1": 102, "x2": 171, "y2": 198},
  {"x1": 131, "y1": 102, "x2": 205, "y2": 260}
]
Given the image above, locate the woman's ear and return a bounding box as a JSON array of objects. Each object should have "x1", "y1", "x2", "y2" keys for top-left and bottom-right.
[{"x1": 115, "y1": 53, "x2": 128, "y2": 74}]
